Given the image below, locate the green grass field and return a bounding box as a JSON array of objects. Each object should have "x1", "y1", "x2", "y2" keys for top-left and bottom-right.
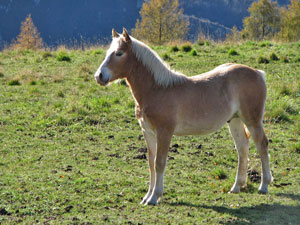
[{"x1": 0, "y1": 41, "x2": 299, "y2": 224}]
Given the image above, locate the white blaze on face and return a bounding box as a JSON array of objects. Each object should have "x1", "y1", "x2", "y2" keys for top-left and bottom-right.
[{"x1": 94, "y1": 38, "x2": 120, "y2": 84}]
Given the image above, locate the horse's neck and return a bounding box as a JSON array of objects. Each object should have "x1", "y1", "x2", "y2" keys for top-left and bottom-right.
[{"x1": 126, "y1": 62, "x2": 156, "y2": 107}]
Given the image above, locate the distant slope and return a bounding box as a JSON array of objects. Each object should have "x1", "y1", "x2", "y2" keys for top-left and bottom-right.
[{"x1": 0, "y1": 0, "x2": 290, "y2": 48}]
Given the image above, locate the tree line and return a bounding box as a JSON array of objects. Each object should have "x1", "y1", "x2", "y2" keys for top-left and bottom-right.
[
  {"x1": 10, "y1": 0, "x2": 300, "y2": 50},
  {"x1": 134, "y1": 0, "x2": 300, "y2": 44}
]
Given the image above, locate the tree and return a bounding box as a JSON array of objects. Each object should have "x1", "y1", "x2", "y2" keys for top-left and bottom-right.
[
  {"x1": 278, "y1": 0, "x2": 300, "y2": 41},
  {"x1": 226, "y1": 25, "x2": 241, "y2": 42},
  {"x1": 132, "y1": 0, "x2": 189, "y2": 44},
  {"x1": 242, "y1": 0, "x2": 281, "y2": 40},
  {"x1": 11, "y1": 14, "x2": 44, "y2": 50}
]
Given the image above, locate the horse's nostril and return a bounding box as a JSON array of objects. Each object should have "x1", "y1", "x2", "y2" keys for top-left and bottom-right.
[{"x1": 99, "y1": 73, "x2": 103, "y2": 79}]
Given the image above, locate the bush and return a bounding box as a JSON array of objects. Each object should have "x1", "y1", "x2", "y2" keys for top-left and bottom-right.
[
  {"x1": 29, "y1": 80, "x2": 37, "y2": 85},
  {"x1": 228, "y1": 48, "x2": 239, "y2": 56},
  {"x1": 257, "y1": 56, "x2": 269, "y2": 64},
  {"x1": 212, "y1": 168, "x2": 227, "y2": 180},
  {"x1": 0, "y1": 72, "x2": 4, "y2": 78},
  {"x1": 181, "y1": 44, "x2": 192, "y2": 52},
  {"x1": 42, "y1": 52, "x2": 52, "y2": 59},
  {"x1": 57, "y1": 90, "x2": 65, "y2": 98},
  {"x1": 56, "y1": 51, "x2": 71, "y2": 62},
  {"x1": 190, "y1": 49, "x2": 198, "y2": 56},
  {"x1": 8, "y1": 79, "x2": 21, "y2": 86},
  {"x1": 280, "y1": 56, "x2": 289, "y2": 63},
  {"x1": 198, "y1": 39, "x2": 211, "y2": 46},
  {"x1": 259, "y1": 41, "x2": 272, "y2": 47},
  {"x1": 279, "y1": 85, "x2": 292, "y2": 96},
  {"x1": 269, "y1": 52, "x2": 279, "y2": 61},
  {"x1": 162, "y1": 53, "x2": 172, "y2": 61},
  {"x1": 91, "y1": 49, "x2": 102, "y2": 55},
  {"x1": 170, "y1": 45, "x2": 179, "y2": 52}
]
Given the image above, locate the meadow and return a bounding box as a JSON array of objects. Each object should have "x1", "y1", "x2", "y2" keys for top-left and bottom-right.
[{"x1": 0, "y1": 40, "x2": 299, "y2": 224}]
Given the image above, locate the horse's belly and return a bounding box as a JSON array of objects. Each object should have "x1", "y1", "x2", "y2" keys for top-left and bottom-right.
[{"x1": 173, "y1": 118, "x2": 227, "y2": 136}]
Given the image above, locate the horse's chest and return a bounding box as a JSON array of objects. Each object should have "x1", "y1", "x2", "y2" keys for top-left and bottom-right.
[{"x1": 136, "y1": 106, "x2": 156, "y2": 136}]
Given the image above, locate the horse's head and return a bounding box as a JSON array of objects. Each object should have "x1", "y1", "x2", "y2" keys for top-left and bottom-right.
[{"x1": 94, "y1": 28, "x2": 132, "y2": 86}]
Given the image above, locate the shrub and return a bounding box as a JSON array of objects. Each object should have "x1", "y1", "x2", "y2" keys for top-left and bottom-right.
[
  {"x1": 29, "y1": 80, "x2": 37, "y2": 85},
  {"x1": 56, "y1": 51, "x2": 71, "y2": 62},
  {"x1": 265, "y1": 96, "x2": 296, "y2": 123},
  {"x1": 259, "y1": 41, "x2": 272, "y2": 47},
  {"x1": 42, "y1": 52, "x2": 52, "y2": 59},
  {"x1": 257, "y1": 56, "x2": 269, "y2": 64},
  {"x1": 198, "y1": 40, "x2": 205, "y2": 46},
  {"x1": 280, "y1": 56, "x2": 289, "y2": 63},
  {"x1": 190, "y1": 49, "x2": 198, "y2": 56},
  {"x1": 279, "y1": 85, "x2": 292, "y2": 96},
  {"x1": 170, "y1": 45, "x2": 179, "y2": 52},
  {"x1": 228, "y1": 48, "x2": 239, "y2": 56},
  {"x1": 212, "y1": 168, "x2": 227, "y2": 180},
  {"x1": 269, "y1": 52, "x2": 279, "y2": 61},
  {"x1": 0, "y1": 72, "x2": 4, "y2": 78},
  {"x1": 57, "y1": 90, "x2": 65, "y2": 98},
  {"x1": 91, "y1": 49, "x2": 102, "y2": 55},
  {"x1": 8, "y1": 79, "x2": 21, "y2": 86},
  {"x1": 181, "y1": 44, "x2": 192, "y2": 52},
  {"x1": 162, "y1": 53, "x2": 172, "y2": 61},
  {"x1": 197, "y1": 40, "x2": 210, "y2": 46}
]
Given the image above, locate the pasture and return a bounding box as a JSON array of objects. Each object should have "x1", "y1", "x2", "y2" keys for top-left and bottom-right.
[{"x1": 0, "y1": 41, "x2": 299, "y2": 224}]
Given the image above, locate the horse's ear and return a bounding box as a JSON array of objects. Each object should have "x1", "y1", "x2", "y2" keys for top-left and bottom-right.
[
  {"x1": 122, "y1": 27, "x2": 131, "y2": 42},
  {"x1": 112, "y1": 28, "x2": 119, "y2": 38}
]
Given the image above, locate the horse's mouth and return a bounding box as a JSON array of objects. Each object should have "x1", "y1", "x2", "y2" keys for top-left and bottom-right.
[{"x1": 95, "y1": 73, "x2": 109, "y2": 86}]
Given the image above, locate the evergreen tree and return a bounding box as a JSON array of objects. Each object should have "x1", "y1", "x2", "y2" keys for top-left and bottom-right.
[
  {"x1": 132, "y1": 0, "x2": 189, "y2": 44},
  {"x1": 12, "y1": 14, "x2": 44, "y2": 50},
  {"x1": 242, "y1": 0, "x2": 281, "y2": 40}
]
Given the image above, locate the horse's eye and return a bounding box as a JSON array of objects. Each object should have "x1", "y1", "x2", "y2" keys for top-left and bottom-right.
[{"x1": 116, "y1": 51, "x2": 123, "y2": 57}]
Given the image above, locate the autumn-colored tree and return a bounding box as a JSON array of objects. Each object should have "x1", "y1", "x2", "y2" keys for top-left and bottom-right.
[
  {"x1": 278, "y1": 0, "x2": 300, "y2": 41},
  {"x1": 242, "y1": 0, "x2": 281, "y2": 40},
  {"x1": 11, "y1": 14, "x2": 44, "y2": 50},
  {"x1": 226, "y1": 25, "x2": 241, "y2": 42},
  {"x1": 132, "y1": 0, "x2": 189, "y2": 44}
]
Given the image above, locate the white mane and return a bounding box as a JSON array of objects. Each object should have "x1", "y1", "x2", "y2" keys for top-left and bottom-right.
[{"x1": 130, "y1": 37, "x2": 187, "y2": 88}]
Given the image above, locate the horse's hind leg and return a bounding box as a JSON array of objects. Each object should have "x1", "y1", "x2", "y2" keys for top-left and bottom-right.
[
  {"x1": 228, "y1": 118, "x2": 250, "y2": 193},
  {"x1": 247, "y1": 124, "x2": 272, "y2": 193}
]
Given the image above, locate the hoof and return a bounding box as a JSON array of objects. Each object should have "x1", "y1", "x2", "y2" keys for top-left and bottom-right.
[
  {"x1": 144, "y1": 201, "x2": 157, "y2": 206},
  {"x1": 229, "y1": 186, "x2": 241, "y2": 193},
  {"x1": 258, "y1": 188, "x2": 268, "y2": 194},
  {"x1": 258, "y1": 183, "x2": 269, "y2": 194}
]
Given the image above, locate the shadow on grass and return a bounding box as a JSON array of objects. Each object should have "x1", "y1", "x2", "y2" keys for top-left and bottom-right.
[{"x1": 168, "y1": 194, "x2": 300, "y2": 225}]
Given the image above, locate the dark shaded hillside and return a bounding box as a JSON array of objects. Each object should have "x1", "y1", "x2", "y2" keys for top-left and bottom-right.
[
  {"x1": 182, "y1": 0, "x2": 289, "y2": 29},
  {"x1": 0, "y1": 0, "x2": 139, "y2": 48},
  {"x1": 0, "y1": 0, "x2": 290, "y2": 48}
]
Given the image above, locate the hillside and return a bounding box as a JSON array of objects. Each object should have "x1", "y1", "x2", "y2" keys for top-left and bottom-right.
[
  {"x1": 0, "y1": 41, "x2": 299, "y2": 224},
  {"x1": 0, "y1": 0, "x2": 291, "y2": 48}
]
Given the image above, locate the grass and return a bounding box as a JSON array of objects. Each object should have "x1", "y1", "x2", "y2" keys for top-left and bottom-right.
[
  {"x1": 228, "y1": 48, "x2": 239, "y2": 56},
  {"x1": 0, "y1": 41, "x2": 300, "y2": 224}
]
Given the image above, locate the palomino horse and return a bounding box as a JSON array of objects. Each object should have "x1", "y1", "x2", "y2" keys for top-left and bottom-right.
[{"x1": 94, "y1": 28, "x2": 272, "y2": 205}]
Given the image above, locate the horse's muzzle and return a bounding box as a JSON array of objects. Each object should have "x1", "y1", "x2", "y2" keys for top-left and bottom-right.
[{"x1": 95, "y1": 73, "x2": 108, "y2": 86}]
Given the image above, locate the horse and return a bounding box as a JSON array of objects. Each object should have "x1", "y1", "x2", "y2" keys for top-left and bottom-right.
[{"x1": 94, "y1": 28, "x2": 272, "y2": 205}]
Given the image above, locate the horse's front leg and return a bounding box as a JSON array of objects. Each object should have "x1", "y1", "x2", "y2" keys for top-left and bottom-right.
[
  {"x1": 145, "y1": 128, "x2": 172, "y2": 205},
  {"x1": 140, "y1": 130, "x2": 157, "y2": 204}
]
